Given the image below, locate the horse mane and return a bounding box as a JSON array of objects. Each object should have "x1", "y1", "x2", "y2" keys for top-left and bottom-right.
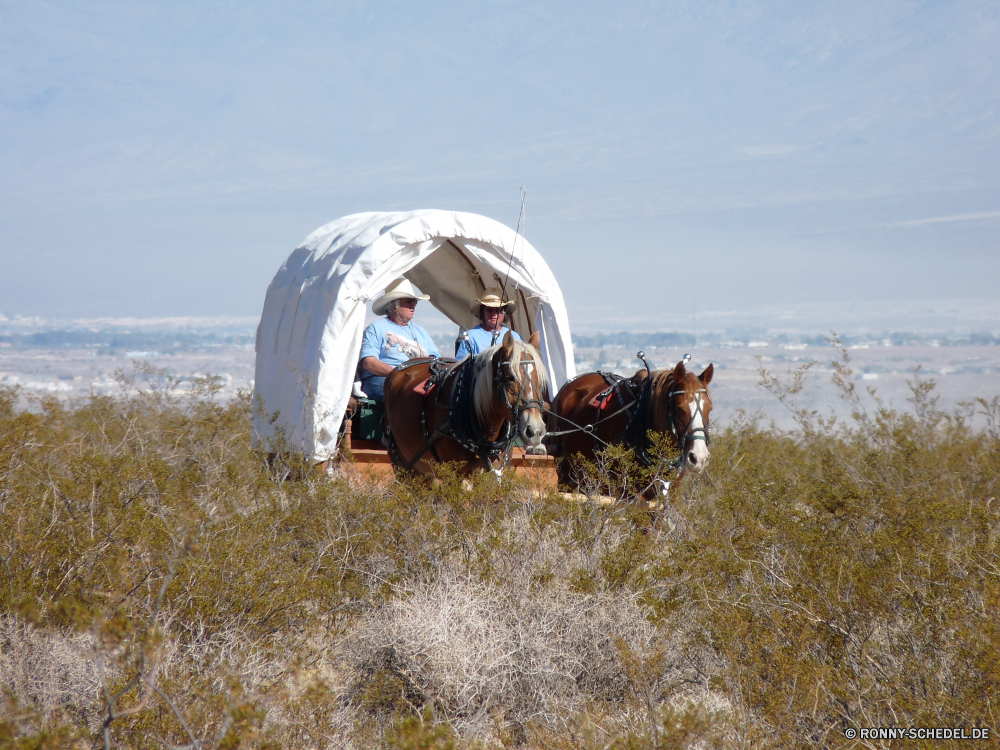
[
  {"x1": 648, "y1": 371, "x2": 674, "y2": 431},
  {"x1": 472, "y1": 340, "x2": 548, "y2": 424}
]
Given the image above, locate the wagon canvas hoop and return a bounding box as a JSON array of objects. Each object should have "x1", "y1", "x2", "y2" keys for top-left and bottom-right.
[{"x1": 252, "y1": 210, "x2": 576, "y2": 462}]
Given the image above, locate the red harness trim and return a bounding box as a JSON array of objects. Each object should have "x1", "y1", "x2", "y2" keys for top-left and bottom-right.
[
  {"x1": 588, "y1": 387, "x2": 616, "y2": 411},
  {"x1": 413, "y1": 379, "x2": 437, "y2": 397}
]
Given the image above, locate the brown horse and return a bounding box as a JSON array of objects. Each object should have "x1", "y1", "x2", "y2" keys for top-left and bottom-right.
[
  {"x1": 383, "y1": 331, "x2": 548, "y2": 477},
  {"x1": 549, "y1": 356, "x2": 714, "y2": 492}
]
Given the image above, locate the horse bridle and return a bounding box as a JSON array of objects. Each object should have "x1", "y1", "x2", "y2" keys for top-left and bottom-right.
[
  {"x1": 453, "y1": 352, "x2": 543, "y2": 474},
  {"x1": 545, "y1": 352, "x2": 710, "y2": 476},
  {"x1": 494, "y1": 353, "x2": 545, "y2": 419},
  {"x1": 391, "y1": 352, "x2": 543, "y2": 473},
  {"x1": 665, "y1": 386, "x2": 711, "y2": 454}
]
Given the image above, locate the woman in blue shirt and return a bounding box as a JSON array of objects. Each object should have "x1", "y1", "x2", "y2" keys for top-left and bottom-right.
[{"x1": 456, "y1": 286, "x2": 521, "y2": 360}]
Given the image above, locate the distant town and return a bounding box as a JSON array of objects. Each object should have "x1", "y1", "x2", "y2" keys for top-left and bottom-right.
[
  {"x1": 5, "y1": 324, "x2": 998, "y2": 357},
  {"x1": 1, "y1": 314, "x2": 996, "y2": 432}
]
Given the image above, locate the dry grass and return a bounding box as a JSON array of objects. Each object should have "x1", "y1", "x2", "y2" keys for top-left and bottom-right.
[
  {"x1": 0, "y1": 614, "x2": 100, "y2": 735},
  {"x1": 1, "y1": 352, "x2": 998, "y2": 748},
  {"x1": 343, "y1": 574, "x2": 704, "y2": 731}
]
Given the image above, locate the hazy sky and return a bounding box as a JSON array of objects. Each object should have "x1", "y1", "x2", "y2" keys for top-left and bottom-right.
[{"x1": 2, "y1": 1, "x2": 998, "y2": 329}]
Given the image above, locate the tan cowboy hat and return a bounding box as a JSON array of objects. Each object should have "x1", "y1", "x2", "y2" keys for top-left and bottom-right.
[
  {"x1": 470, "y1": 286, "x2": 516, "y2": 316},
  {"x1": 372, "y1": 278, "x2": 430, "y2": 316}
]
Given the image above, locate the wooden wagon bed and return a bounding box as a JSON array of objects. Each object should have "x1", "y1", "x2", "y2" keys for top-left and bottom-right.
[
  {"x1": 337, "y1": 437, "x2": 559, "y2": 487},
  {"x1": 333, "y1": 438, "x2": 663, "y2": 509}
]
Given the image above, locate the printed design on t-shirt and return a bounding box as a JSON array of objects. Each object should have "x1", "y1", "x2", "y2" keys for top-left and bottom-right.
[{"x1": 385, "y1": 332, "x2": 427, "y2": 359}]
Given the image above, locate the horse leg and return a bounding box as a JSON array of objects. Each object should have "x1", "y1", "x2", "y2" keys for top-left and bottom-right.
[
  {"x1": 458, "y1": 458, "x2": 491, "y2": 476},
  {"x1": 556, "y1": 454, "x2": 577, "y2": 490},
  {"x1": 411, "y1": 456, "x2": 440, "y2": 477},
  {"x1": 641, "y1": 470, "x2": 686, "y2": 536},
  {"x1": 401, "y1": 448, "x2": 486, "y2": 484}
]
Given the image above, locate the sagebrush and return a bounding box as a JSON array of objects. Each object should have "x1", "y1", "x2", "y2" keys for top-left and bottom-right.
[{"x1": 1, "y1": 356, "x2": 997, "y2": 748}]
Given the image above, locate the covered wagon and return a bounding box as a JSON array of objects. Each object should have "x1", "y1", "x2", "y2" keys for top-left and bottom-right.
[{"x1": 252, "y1": 210, "x2": 576, "y2": 477}]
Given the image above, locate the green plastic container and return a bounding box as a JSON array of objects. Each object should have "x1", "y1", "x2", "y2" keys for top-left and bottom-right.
[{"x1": 351, "y1": 399, "x2": 385, "y2": 442}]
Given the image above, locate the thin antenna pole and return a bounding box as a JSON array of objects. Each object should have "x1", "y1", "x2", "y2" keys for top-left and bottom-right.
[
  {"x1": 493, "y1": 188, "x2": 526, "y2": 346},
  {"x1": 502, "y1": 187, "x2": 526, "y2": 297}
]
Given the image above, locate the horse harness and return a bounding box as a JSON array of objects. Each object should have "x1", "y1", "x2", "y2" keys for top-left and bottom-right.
[
  {"x1": 388, "y1": 353, "x2": 543, "y2": 473},
  {"x1": 551, "y1": 369, "x2": 710, "y2": 469},
  {"x1": 650, "y1": 378, "x2": 711, "y2": 470}
]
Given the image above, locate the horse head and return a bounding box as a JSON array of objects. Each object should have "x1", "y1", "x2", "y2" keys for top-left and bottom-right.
[
  {"x1": 651, "y1": 360, "x2": 714, "y2": 474},
  {"x1": 475, "y1": 331, "x2": 548, "y2": 449}
]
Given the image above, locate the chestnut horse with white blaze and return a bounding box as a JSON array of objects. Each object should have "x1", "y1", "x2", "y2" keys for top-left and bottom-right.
[
  {"x1": 549, "y1": 357, "x2": 714, "y2": 490},
  {"x1": 383, "y1": 331, "x2": 547, "y2": 477}
]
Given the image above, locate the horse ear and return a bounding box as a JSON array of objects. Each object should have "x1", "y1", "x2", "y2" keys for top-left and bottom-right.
[
  {"x1": 673, "y1": 361, "x2": 687, "y2": 381},
  {"x1": 528, "y1": 331, "x2": 540, "y2": 349},
  {"x1": 699, "y1": 363, "x2": 714, "y2": 385},
  {"x1": 502, "y1": 330, "x2": 515, "y2": 353}
]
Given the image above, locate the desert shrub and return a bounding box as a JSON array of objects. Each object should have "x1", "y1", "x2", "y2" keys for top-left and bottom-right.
[
  {"x1": 343, "y1": 574, "x2": 659, "y2": 728},
  {"x1": 644, "y1": 353, "x2": 1000, "y2": 747},
  {"x1": 1, "y1": 346, "x2": 998, "y2": 749},
  {"x1": 0, "y1": 614, "x2": 100, "y2": 736},
  {"x1": 385, "y1": 707, "x2": 458, "y2": 750}
]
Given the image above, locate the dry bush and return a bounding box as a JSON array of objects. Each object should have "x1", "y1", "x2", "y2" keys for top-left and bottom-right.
[
  {"x1": 1, "y1": 346, "x2": 998, "y2": 749},
  {"x1": 338, "y1": 496, "x2": 730, "y2": 747},
  {"x1": 650, "y1": 350, "x2": 1000, "y2": 748},
  {"x1": 344, "y1": 575, "x2": 665, "y2": 730},
  {"x1": 0, "y1": 614, "x2": 100, "y2": 735}
]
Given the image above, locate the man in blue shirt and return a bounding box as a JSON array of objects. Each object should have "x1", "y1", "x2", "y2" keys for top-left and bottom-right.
[
  {"x1": 359, "y1": 278, "x2": 440, "y2": 401},
  {"x1": 456, "y1": 286, "x2": 522, "y2": 361}
]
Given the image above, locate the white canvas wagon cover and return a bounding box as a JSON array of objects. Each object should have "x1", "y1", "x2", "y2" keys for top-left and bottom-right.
[{"x1": 253, "y1": 210, "x2": 576, "y2": 461}]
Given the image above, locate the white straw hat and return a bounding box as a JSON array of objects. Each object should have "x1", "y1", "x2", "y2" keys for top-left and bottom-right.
[
  {"x1": 470, "y1": 286, "x2": 516, "y2": 315},
  {"x1": 372, "y1": 278, "x2": 430, "y2": 316}
]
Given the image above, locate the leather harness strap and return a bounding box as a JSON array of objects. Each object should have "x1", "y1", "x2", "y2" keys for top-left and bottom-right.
[
  {"x1": 549, "y1": 370, "x2": 711, "y2": 470},
  {"x1": 588, "y1": 373, "x2": 622, "y2": 410},
  {"x1": 389, "y1": 355, "x2": 529, "y2": 473},
  {"x1": 546, "y1": 371, "x2": 636, "y2": 444}
]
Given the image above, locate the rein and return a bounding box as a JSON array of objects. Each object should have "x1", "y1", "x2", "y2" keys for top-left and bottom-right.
[
  {"x1": 392, "y1": 351, "x2": 541, "y2": 473},
  {"x1": 550, "y1": 352, "x2": 711, "y2": 473},
  {"x1": 487, "y1": 354, "x2": 546, "y2": 471},
  {"x1": 544, "y1": 373, "x2": 636, "y2": 447}
]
